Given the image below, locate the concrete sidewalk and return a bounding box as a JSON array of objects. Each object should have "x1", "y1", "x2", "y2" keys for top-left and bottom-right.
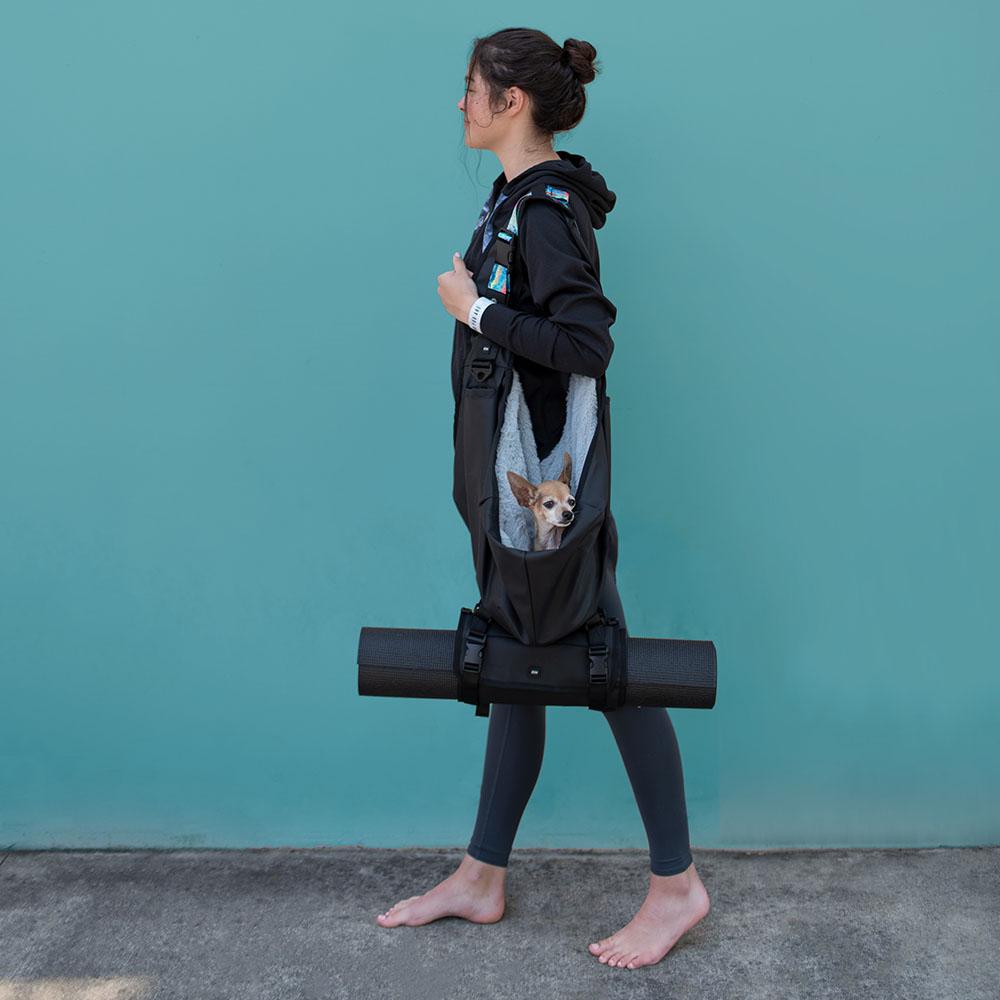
[{"x1": 0, "y1": 846, "x2": 997, "y2": 999}]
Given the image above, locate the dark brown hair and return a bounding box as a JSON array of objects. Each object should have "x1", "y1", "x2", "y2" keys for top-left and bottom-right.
[{"x1": 466, "y1": 28, "x2": 602, "y2": 139}]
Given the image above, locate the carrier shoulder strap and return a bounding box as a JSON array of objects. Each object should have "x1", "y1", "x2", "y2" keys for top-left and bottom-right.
[
  {"x1": 467, "y1": 184, "x2": 586, "y2": 388},
  {"x1": 483, "y1": 184, "x2": 581, "y2": 308}
]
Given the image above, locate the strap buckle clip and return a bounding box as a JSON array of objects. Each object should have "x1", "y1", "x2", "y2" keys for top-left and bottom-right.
[
  {"x1": 588, "y1": 641, "x2": 609, "y2": 685},
  {"x1": 464, "y1": 633, "x2": 485, "y2": 673},
  {"x1": 470, "y1": 358, "x2": 494, "y2": 382}
]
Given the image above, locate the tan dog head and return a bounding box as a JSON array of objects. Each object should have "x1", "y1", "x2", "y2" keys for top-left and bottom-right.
[{"x1": 506, "y1": 451, "x2": 576, "y2": 551}]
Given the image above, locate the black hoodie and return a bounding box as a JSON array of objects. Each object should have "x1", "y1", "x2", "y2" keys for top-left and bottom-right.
[{"x1": 451, "y1": 150, "x2": 618, "y2": 461}]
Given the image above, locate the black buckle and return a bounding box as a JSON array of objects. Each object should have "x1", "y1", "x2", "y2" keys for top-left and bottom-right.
[
  {"x1": 588, "y1": 641, "x2": 609, "y2": 685},
  {"x1": 461, "y1": 605, "x2": 492, "y2": 718},
  {"x1": 463, "y1": 632, "x2": 485, "y2": 672},
  {"x1": 470, "y1": 358, "x2": 493, "y2": 382},
  {"x1": 494, "y1": 230, "x2": 513, "y2": 265}
]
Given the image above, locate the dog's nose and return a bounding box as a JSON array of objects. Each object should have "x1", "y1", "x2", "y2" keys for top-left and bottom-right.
[{"x1": 562, "y1": 511, "x2": 573, "y2": 522}]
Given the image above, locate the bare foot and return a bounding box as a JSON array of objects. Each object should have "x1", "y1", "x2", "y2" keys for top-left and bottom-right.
[
  {"x1": 588, "y1": 861, "x2": 710, "y2": 969},
  {"x1": 375, "y1": 852, "x2": 507, "y2": 927}
]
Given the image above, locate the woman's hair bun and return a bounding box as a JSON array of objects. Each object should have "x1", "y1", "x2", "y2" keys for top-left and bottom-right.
[
  {"x1": 561, "y1": 38, "x2": 597, "y2": 85},
  {"x1": 468, "y1": 27, "x2": 602, "y2": 136}
]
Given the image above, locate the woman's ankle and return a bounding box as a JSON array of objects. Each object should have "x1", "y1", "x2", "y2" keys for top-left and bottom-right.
[
  {"x1": 648, "y1": 861, "x2": 697, "y2": 894},
  {"x1": 460, "y1": 851, "x2": 508, "y2": 886}
]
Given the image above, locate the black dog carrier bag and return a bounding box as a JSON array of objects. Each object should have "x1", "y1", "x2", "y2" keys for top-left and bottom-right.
[{"x1": 357, "y1": 185, "x2": 717, "y2": 717}]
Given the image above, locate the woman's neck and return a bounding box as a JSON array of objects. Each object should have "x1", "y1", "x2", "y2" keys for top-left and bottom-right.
[{"x1": 498, "y1": 146, "x2": 562, "y2": 187}]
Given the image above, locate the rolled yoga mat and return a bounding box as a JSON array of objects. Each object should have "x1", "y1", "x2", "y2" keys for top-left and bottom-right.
[{"x1": 357, "y1": 626, "x2": 717, "y2": 710}]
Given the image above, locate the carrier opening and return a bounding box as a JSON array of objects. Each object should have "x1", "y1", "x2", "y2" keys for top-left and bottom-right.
[{"x1": 494, "y1": 369, "x2": 600, "y2": 551}]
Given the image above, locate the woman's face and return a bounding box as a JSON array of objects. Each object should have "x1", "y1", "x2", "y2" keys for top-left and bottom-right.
[{"x1": 459, "y1": 66, "x2": 505, "y2": 148}]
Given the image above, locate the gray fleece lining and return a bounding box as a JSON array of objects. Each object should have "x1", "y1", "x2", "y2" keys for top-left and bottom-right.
[{"x1": 495, "y1": 369, "x2": 599, "y2": 550}]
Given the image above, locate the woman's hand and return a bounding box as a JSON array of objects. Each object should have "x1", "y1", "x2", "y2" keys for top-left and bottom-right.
[{"x1": 438, "y1": 252, "x2": 480, "y2": 324}]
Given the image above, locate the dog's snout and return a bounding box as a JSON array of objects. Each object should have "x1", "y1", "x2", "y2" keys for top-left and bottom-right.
[{"x1": 562, "y1": 511, "x2": 574, "y2": 522}]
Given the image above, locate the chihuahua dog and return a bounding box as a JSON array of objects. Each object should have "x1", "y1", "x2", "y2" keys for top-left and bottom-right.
[{"x1": 506, "y1": 451, "x2": 576, "y2": 551}]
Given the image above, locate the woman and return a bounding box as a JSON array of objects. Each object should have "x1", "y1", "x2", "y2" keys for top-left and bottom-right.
[{"x1": 376, "y1": 28, "x2": 711, "y2": 971}]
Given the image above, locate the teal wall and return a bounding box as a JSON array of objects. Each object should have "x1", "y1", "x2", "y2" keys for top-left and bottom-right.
[{"x1": 1, "y1": 2, "x2": 997, "y2": 850}]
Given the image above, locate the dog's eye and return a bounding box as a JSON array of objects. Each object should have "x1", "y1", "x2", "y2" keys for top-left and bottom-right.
[
  {"x1": 567, "y1": 498, "x2": 575, "y2": 508},
  {"x1": 543, "y1": 500, "x2": 555, "y2": 508}
]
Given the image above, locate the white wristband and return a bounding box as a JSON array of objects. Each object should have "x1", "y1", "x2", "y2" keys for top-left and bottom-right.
[{"x1": 467, "y1": 296, "x2": 495, "y2": 333}]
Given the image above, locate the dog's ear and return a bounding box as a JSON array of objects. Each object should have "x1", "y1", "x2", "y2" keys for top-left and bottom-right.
[
  {"x1": 506, "y1": 470, "x2": 536, "y2": 508},
  {"x1": 558, "y1": 451, "x2": 572, "y2": 485}
]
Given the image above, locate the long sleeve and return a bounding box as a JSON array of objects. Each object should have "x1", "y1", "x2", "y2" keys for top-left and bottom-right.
[{"x1": 477, "y1": 201, "x2": 617, "y2": 377}]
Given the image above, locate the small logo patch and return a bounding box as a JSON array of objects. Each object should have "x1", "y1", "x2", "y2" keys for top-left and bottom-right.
[
  {"x1": 545, "y1": 184, "x2": 570, "y2": 206},
  {"x1": 487, "y1": 262, "x2": 509, "y2": 294}
]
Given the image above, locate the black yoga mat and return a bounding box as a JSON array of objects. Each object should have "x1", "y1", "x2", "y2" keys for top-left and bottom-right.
[{"x1": 357, "y1": 626, "x2": 716, "y2": 710}]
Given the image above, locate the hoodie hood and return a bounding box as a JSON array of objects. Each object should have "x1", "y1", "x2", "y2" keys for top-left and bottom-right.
[{"x1": 494, "y1": 150, "x2": 617, "y2": 230}]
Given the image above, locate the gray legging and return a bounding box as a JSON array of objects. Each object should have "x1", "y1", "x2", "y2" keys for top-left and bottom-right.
[{"x1": 466, "y1": 572, "x2": 694, "y2": 877}]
